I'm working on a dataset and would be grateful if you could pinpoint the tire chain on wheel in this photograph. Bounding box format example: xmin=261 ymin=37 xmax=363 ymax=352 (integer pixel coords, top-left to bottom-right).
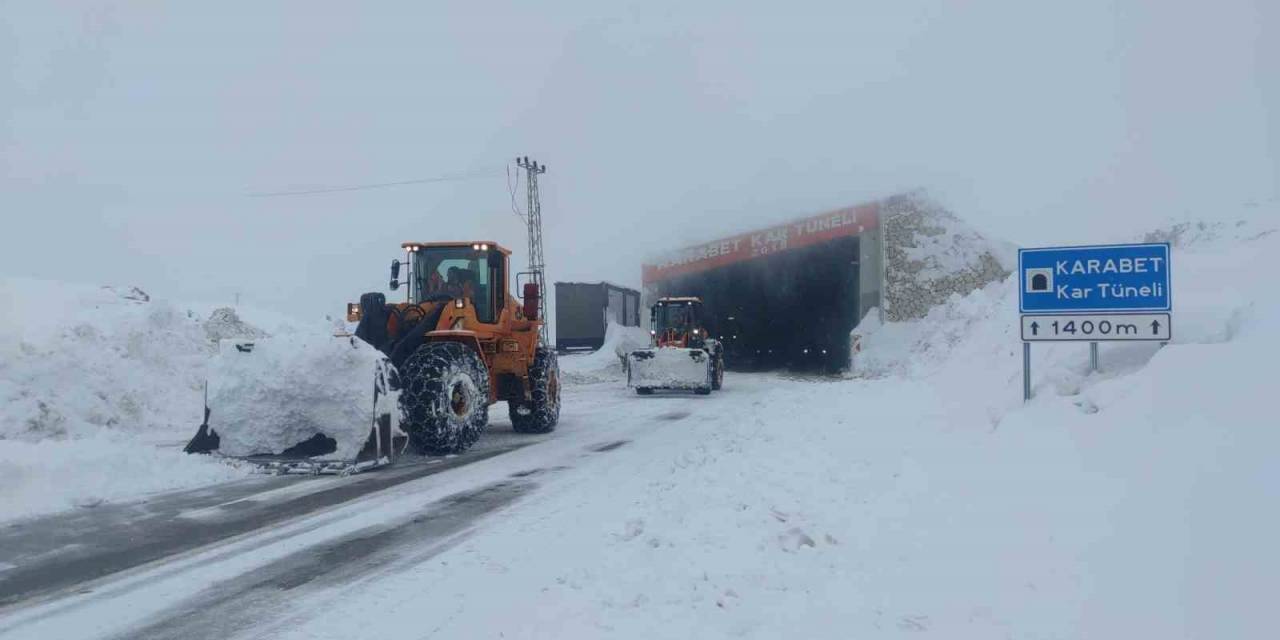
xmin=710 ymin=346 xmax=725 ymax=391
xmin=398 ymin=341 xmax=490 ymax=454
xmin=509 ymin=346 xmax=561 ymax=434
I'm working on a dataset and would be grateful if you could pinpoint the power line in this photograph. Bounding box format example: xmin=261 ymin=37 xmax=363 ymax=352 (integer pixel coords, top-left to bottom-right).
xmin=247 ymin=169 xmax=504 ymax=198
xmin=506 ymin=162 xmax=526 ymax=221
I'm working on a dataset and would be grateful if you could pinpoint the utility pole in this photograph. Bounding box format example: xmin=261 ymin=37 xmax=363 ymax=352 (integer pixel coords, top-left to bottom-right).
xmin=517 ymin=156 xmax=549 ymax=345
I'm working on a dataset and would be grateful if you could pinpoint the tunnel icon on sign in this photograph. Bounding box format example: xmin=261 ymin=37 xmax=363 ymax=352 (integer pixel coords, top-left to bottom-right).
xmin=1025 ymin=268 xmax=1053 ymax=293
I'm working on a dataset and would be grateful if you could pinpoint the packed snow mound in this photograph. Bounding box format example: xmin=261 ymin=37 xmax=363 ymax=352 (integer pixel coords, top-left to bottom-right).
xmin=628 ymin=346 xmax=712 ymax=390
xmin=0 ymin=277 xmax=335 ymax=443
xmin=1 ymin=278 xmax=213 ymax=440
xmin=208 ymin=335 xmax=390 ymax=459
xmin=0 ymin=275 xmax=334 ymax=523
xmin=883 ymin=191 xmax=1015 ymax=321
xmin=559 ymin=322 xmax=652 ymax=384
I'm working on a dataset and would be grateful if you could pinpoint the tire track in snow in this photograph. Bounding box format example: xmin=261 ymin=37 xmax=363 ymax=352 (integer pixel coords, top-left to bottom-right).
xmin=0 ymin=444 xmax=527 ymax=609
xmin=114 ymin=478 xmax=537 ymax=640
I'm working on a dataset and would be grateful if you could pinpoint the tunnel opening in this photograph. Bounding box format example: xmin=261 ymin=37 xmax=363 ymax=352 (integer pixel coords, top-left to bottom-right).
xmin=651 ymin=236 xmax=861 ymax=372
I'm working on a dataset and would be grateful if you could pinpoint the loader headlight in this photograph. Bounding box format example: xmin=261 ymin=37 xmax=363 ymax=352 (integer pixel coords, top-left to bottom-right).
xmin=650 ymin=330 xmax=656 ymax=336
xmin=455 ymin=298 xmax=465 ymax=309
xmin=692 ymin=329 xmax=700 ymax=335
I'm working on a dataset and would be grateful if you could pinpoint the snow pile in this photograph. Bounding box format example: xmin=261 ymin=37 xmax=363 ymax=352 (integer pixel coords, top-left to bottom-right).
xmin=882 ymin=191 xmax=1015 ymax=321
xmin=0 ymin=276 xmax=332 ymax=523
xmin=208 ymin=335 xmax=389 ymax=459
xmin=0 ymin=277 xmax=212 ymax=440
xmin=626 ymin=346 xmax=711 ymax=390
xmin=560 ymin=321 xmax=652 ymax=384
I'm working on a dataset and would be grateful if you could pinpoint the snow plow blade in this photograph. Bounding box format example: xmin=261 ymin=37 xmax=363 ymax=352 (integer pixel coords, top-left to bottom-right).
xmin=185 ymin=337 xmax=406 ymax=475
xmin=627 ymin=347 xmax=712 ymax=393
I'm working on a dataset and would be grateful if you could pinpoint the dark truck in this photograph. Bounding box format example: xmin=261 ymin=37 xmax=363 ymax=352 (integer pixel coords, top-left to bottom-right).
xmin=554 ymin=281 xmax=641 ymax=352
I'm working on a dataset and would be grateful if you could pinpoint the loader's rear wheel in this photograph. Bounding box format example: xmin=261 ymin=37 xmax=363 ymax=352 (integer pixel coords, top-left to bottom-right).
xmin=399 ymin=341 xmax=490 ymax=455
xmin=693 ymin=354 xmax=715 ymax=395
xmin=509 ymin=347 xmax=560 ymax=434
xmin=711 ymin=353 xmax=725 ymax=391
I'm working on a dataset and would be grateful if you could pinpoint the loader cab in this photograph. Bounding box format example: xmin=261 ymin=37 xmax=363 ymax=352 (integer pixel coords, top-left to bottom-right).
xmin=403 ymin=242 xmax=508 ymax=323
xmin=651 ymin=297 xmax=707 ymax=348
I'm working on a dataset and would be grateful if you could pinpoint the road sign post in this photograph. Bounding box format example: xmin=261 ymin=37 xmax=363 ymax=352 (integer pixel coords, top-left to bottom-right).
xmin=1023 ymin=342 xmax=1031 ymax=401
xmin=1018 ymin=243 xmax=1172 ymax=401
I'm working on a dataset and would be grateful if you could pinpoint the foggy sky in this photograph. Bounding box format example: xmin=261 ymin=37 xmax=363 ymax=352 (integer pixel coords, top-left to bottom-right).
xmin=3 ymin=1 xmax=1275 ymax=319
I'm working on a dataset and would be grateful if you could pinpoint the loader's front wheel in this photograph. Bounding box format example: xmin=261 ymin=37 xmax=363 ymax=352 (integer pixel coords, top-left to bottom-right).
xmin=711 ymin=353 xmax=725 ymax=391
xmin=399 ymin=341 xmax=490 ymax=455
xmin=509 ymin=347 xmax=560 ymax=434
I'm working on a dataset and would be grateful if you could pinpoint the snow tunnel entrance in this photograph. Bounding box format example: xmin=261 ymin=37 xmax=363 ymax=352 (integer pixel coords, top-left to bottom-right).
xmin=651 ymin=236 xmax=861 ymax=371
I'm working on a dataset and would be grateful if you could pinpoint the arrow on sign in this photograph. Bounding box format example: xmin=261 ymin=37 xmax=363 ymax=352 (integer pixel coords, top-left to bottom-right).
xmin=1030 ymin=321 xmax=1040 ymax=336
xmin=1151 ymin=319 xmax=1161 ymax=335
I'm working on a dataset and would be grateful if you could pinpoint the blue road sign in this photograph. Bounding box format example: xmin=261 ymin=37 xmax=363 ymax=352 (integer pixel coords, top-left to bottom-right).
xmin=1019 ymin=243 xmax=1171 ymax=313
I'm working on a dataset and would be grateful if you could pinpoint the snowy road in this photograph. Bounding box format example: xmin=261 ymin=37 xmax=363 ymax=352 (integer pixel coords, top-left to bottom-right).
xmin=4 ymin=241 xmax=1278 ymax=640
xmin=0 ymin=441 xmax=525 ymax=608
xmin=0 ymin=378 xmax=722 ymax=640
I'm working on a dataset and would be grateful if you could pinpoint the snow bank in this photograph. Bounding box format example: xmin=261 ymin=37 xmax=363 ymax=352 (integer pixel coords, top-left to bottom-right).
xmin=855 ymin=218 xmax=1274 ymax=400
xmin=0 ymin=276 xmax=332 ymax=523
xmin=208 ymin=335 xmax=388 ymax=459
xmin=0 ymin=278 xmax=212 ymax=441
xmin=560 ymin=321 xmax=652 ymax=384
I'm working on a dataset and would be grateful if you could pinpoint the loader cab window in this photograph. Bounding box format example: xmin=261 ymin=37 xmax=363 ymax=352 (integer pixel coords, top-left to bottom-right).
xmin=654 ymin=302 xmax=698 ymax=332
xmin=414 ymin=247 xmax=497 ymax=323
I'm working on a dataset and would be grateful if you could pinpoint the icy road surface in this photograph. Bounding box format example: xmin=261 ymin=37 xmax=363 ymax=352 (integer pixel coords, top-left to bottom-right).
xmin=0 ymin=379 xmax=719 ymax=639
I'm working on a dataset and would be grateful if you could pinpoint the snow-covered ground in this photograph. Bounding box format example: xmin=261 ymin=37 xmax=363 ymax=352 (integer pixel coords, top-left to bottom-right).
xmin=259 ymin=221 xmax=1274 ymax=638
xmin=2 ymin=217 xmax=1276 ymax=639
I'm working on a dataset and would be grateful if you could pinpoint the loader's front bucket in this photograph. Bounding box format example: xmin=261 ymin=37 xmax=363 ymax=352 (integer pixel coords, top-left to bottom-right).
xmin=185 ymin=337 xmax=406 ymax=475
xmin=627 ymin=347 xmax=712 ymax=392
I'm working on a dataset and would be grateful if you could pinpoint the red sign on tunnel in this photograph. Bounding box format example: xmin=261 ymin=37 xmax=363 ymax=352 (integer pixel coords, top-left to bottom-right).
xmin=641 ymin=201 xmax=880 ymax=285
